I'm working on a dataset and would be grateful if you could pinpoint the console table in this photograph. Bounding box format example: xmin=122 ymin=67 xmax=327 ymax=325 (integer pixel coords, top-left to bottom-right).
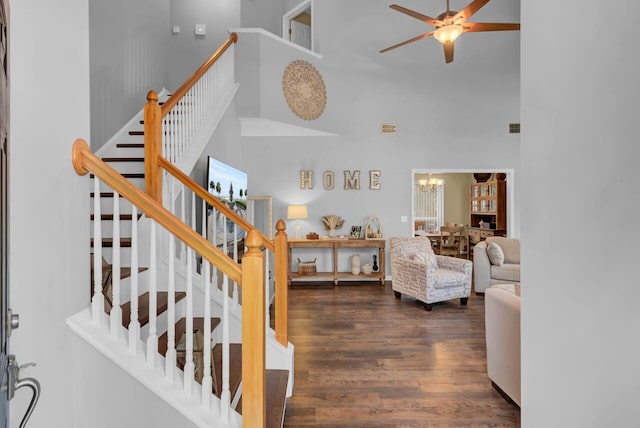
xmin=287 ymin=238 xmax=385 ymax=286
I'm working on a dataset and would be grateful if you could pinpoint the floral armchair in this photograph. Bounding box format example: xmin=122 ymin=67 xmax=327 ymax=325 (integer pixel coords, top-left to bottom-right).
xmin=389 ymin=237 xmax=472 ymax=311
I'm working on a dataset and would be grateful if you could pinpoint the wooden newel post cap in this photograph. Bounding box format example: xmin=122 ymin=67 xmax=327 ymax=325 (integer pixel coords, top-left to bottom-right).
xmin=246 ymin=229 xmax=264 ymax=253
xmin=230 ymin=32 xmax=238 ymax=43
xmin=146 ymin=90 xmax=158 ymax=103
xmin=276 ymin=219 xmax=287 ymax=234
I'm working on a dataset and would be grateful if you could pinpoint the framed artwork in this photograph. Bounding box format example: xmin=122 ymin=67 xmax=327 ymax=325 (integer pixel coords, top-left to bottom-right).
xmin=350 ymin=225 xmax=362 ymax=239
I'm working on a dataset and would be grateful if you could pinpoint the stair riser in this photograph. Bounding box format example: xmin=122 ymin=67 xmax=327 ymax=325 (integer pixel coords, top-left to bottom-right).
xmin=97 ymin=162 xmax=145 ymax=175
xmin=92 ymin=221 xmax=134 ymax=239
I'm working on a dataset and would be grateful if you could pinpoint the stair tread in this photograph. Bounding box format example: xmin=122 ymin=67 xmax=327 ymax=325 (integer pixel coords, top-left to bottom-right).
xmin=235 ymin=369 xmax=289 ymax=427
xmin=121 ymin=291 xmax=187 ymax=328
xmin=90 ymin=192 xmax=125 ymax=198
xmin=90 ymin=213 xmax=143 ymax=221
xmin=266 ymin=369 xmax=289 ymax=428
xmin=116 ymin=143 xmax=144 ymax=148
xmin=101 ymin=157 xmax=145 ymax=162
xmin=157 ymin=317 xmax=222 ymax=357
xmin=213 ymin=343 xmax=243 ymax=401
xmin=129 ymin=130 xmax=144 ymax=136
xmin=90 ymin=173 xmax=144 ymax=179
xmin=91 ymin=238 xmax=132 ymax=248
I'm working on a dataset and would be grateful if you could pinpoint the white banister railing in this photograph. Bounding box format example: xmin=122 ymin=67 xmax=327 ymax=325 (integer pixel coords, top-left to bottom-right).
xmin=160 ymin=43 xmax=235 ymax=167
xmin=92 ymin=178 xmax=104 ymax=325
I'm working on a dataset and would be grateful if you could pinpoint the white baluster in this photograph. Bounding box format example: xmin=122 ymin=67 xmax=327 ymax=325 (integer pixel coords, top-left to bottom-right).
xmin=110 ymin=189 xmax=122 ymax=339
xmin=201 ymin=260 xmax=212 ymax=409
xmin=211 ymin=209 xmax=220 ymax=296
xmin=232 ymin=223 xmax=239 ymax=309
xmin=92 ymin=178 xmax=104 ymax=326
xmin=221 ymin=268 xmax=230 ymax=422
xmin=180 ymin=183 xmax=186 ymax=264
xmin=129 ymin=205 xmax=140 ymax=354
xmin=183 ymin=246 xmax=194 ymax=395
xmin=146 ymin=221 xmax=158 ymax=367
xmin=166 ymin=232 xmax=176 ymax=382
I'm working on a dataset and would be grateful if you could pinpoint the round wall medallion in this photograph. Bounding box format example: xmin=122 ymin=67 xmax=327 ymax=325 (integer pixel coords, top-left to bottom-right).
xmin=282 ymin=60 xmax=327 ymax=121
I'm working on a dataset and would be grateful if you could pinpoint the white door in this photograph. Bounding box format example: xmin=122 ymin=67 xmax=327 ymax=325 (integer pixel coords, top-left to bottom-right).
xmin=291 ymin=21 xmax=311 ymax=50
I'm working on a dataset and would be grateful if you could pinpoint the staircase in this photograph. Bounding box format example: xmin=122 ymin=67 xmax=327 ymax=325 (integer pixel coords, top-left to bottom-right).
xmin=70 ymin=33 xmax=292 ymax=428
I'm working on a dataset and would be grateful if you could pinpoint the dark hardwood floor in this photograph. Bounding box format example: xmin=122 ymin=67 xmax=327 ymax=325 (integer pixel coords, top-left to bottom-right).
xmin=282 ymin=281 xmax=520 ymax=427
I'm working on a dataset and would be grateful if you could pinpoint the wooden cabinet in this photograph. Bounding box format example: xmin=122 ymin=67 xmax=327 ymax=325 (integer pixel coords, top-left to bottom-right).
xmin=468 ymin=227 xmax=507 ymax=245
xmin=469 ymin=179 xmax=507 ymax=231
xmin=288 ymin=239 xmax=385 ymax=286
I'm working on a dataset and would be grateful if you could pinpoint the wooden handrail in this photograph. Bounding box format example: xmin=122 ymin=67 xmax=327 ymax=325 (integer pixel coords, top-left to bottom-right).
xmin=72 ymin=139 xmax=242 ymax=284
xmin=161 ymin=32 xmax=238 ymax=117
xmin=157 ymin=156 xmax=276 ymax=252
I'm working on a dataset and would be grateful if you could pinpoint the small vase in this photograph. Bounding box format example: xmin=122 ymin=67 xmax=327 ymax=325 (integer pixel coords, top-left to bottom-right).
xmin=372 ymin=255 xmax=379 ymax=272
xmin=329 ymin=228 xmax=335 ymax=237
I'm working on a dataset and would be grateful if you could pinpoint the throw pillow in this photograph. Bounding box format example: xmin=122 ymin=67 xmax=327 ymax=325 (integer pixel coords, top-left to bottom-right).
xmin=414 ymin=251 xmax=438 ymax=269
xmin=487 ymin=242 xmax=504 ymax=266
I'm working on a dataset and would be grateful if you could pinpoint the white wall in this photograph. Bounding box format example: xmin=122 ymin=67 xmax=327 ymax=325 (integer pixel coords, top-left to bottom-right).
xmin=169 ymin=0 xmax=241 ymax=90
xmin=72 ymin=336 xmax=198 ymax=428
xmin=235 ymin=21 xmax=521 ymax=268
xmin=89 ymin=0 xmax=171 ymax=150
xmin=241 ymin=0 xmax=286 ymax=37
xmin=9 ymin=0 xmax=90 ymax=425
xmin=521 ymin=0 xmax=640 ymax=426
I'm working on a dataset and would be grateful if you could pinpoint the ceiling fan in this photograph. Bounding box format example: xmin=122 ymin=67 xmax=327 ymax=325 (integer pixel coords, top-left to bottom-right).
xmin=380 ymin=0 xmax=520 ymax=63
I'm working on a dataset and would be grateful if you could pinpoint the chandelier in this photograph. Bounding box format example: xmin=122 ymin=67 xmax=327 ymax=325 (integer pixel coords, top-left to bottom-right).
xmin=418 ymin=174 xmax=444 ymax=192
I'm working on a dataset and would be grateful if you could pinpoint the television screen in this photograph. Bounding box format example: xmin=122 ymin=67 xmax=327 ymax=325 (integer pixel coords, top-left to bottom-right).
xmin=207 ymin=156 xmax=248 ymax=247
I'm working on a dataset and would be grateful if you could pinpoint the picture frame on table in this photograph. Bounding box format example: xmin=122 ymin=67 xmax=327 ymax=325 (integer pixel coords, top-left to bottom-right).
xmin=350 ymin=225 xmax=362 ymax=239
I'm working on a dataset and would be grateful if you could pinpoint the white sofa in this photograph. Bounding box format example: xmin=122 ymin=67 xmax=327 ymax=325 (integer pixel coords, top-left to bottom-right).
xmin=485 ymin=283 xmax=521 ymax=406
xmin=473 ymin=237 xmax=520 ymax=294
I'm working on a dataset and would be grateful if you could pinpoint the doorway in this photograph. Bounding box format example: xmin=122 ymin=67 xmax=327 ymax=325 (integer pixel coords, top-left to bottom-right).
xmin=410 ymin=169 xmax=517 ymax=239
xmin=283 ymin=0 xmax=313 ymax=51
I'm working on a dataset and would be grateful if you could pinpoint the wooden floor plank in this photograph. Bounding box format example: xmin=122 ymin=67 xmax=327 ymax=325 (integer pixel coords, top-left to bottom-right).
xmin=282 ymin=281 xmax=520 ymax=427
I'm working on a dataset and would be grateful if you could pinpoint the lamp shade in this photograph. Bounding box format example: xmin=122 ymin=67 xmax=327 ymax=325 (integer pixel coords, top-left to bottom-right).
xmin=287 ymin=205 xmax=308 ymax=220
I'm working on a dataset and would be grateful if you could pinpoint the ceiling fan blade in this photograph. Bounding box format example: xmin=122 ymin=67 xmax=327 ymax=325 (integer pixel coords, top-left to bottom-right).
xmin=464 ymin=22 xmax=521 ymax=32
xmin=389 ymin=4 xmax=440 ymax=26
xmin=443 ymin=42 xmax=454 ymax=63
xmin=379 ymin=31 xmax=434 ymax=53
xmin=452 ymin=0 xmax=490 ymax=23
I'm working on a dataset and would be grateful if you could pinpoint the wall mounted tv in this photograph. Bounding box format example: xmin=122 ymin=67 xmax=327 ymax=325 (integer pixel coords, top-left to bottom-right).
xmin=207 ymin=156 xmax=248 ymax=247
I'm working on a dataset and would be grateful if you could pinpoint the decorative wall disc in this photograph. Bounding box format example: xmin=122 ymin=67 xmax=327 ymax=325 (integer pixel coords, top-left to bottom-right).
xmin=282 ymin=60 xmax=327 ymax=121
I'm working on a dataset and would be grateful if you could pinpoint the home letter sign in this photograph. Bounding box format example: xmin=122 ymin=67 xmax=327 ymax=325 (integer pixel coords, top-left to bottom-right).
xmin=300 ymin=170 xmax=313 ymax=189
xmin=344 ymin=170 xmax=361 ymax=190
xmin=323 ymin=171 xmax=335 ymax=190
xmin=369 ymin=170 xmax=381 ymax=190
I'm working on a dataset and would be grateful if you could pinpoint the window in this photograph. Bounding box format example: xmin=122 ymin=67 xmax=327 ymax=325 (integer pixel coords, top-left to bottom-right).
xmin=414 ymin=183 xmax=444 ymax=233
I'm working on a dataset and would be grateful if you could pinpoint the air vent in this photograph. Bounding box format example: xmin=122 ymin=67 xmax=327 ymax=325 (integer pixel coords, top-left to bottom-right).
xmin=509 ymin=123 xmax=520 ymax=134
xmin=381 ymin=123 xmax=397 ymax=135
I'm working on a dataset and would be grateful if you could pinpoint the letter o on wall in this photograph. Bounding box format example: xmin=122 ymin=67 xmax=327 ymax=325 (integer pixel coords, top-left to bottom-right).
xmin=323 ymin=171 xmax=335 ymax=190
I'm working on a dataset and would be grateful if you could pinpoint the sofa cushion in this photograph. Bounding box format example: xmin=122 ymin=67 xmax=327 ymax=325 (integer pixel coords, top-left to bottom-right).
xmin=490 ymin=263 xmax=520 ymax=282
xmin=486 ymin=237 xmax=520 ymax=264
xmin=433 ymin=268 xmax=467 ymax=289
xmin=414 ymin=251 xmax=438 ymax=269
xmin=487 ymin=242 xmax=504 ymax=266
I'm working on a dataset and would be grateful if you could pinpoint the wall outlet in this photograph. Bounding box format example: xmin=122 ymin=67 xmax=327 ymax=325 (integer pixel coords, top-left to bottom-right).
xmin=172 ymin=26 xmax=180 ymax=34
xmin=400 ymin=216 xmax=408 ymax=223
xmin=195 ymin=24 xmax=206 ymax=36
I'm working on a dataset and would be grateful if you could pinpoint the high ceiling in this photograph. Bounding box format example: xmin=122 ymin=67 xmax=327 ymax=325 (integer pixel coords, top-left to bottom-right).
xmin=318 ymin=0 xmax=520 ymax=74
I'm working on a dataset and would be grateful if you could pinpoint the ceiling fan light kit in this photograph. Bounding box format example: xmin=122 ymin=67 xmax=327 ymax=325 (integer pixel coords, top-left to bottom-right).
xmin=380 ymin=0 xmax=520 ymax=63
xmin=433 ymin=24 xmax=463 ymax=44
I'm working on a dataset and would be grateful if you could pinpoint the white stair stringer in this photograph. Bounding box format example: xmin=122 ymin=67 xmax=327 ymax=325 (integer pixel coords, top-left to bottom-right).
xmin=67 ymin=308 xmax=243 ymax=428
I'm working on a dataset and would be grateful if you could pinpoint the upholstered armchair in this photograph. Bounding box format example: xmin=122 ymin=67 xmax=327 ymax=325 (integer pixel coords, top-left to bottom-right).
xmin=389 ymin=237 xmax=472 ymax=311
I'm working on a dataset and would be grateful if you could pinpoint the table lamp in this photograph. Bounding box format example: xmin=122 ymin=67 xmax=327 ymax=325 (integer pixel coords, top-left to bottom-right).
xmin=287 ymin=205 xmax=308 ymax=239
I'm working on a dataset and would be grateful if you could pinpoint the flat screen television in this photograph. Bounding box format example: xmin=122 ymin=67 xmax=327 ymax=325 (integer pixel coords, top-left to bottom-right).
xmin=206 ymin=156 xmax=248 ymax=247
